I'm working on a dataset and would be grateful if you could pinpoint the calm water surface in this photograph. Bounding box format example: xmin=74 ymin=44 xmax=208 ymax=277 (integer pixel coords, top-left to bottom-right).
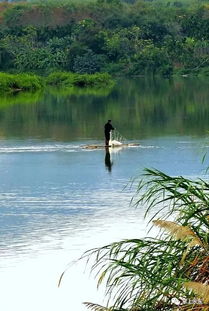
xmin=1 ymin=77 xmax=209 ymax=311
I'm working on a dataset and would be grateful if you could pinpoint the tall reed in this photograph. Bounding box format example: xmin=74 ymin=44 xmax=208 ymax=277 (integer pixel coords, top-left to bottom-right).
xmin=77 ymin=169 xmax=209 ymax=311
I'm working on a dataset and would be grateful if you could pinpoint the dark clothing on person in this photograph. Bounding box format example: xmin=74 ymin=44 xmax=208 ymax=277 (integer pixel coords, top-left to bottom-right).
xmin=104 ymin=121 xmax=114 ymax=146
xmin=104 ymin=122 xmax=114 ymax=138
xmin=105 ymin=132 xmax=111 ymax=141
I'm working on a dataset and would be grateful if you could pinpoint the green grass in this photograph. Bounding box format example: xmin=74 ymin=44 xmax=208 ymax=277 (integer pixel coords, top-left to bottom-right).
xmin=0 ymin=71 xmax=115 ymax=94
xmin=0 ymin=72 xmax=43 ymax=92
xmin=46 ymin=72 xmax=115 ymax=88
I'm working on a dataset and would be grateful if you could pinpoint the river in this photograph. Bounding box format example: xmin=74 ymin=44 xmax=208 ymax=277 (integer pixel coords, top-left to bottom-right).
xmin=0 ymin=77 xmax=209 ymax=311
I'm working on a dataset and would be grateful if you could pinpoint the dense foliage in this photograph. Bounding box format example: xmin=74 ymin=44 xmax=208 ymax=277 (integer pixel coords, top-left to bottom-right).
xmin=1 ymin=0 xmax=209 ymax=76
xmin=46 ymin=71 xmax=114 ymax=87
xmin=0 ymin=72 xmax=43 ymax=91
xmin=0 ymin=71 xmax=113 ymax=92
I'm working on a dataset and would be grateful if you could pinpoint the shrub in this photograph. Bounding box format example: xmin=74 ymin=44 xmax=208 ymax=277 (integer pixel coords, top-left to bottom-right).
xmin=45 ymin=71 xmax=74 ymax=86
xmin=0 ymin=72 xmax=43 ymax=92
xmin=46 ymin=71 xmax=114 ymax=87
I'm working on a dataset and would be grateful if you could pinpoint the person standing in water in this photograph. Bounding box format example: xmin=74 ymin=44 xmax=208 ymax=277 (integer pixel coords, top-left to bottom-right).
xmin=104 ymin=120 xmax=114 ymax=146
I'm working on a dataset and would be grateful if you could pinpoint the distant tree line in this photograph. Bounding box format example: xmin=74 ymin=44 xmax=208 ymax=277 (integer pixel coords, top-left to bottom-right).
xmin=1 ymin=0 xmax=209 ymax=76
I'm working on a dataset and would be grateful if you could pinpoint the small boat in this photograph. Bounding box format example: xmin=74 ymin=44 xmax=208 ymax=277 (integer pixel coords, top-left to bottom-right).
xmin=82 ymin=142 xmax=139 ymax=150
xmin=82 ymin=130 xmax=139 ymax=150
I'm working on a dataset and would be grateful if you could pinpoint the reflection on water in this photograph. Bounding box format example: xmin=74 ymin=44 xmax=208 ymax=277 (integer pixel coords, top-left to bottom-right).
xmin=0 ymin=78 xmax=209 ymax=311
xmin=0 ymin=137 xmax=208 ymax=260
xmin=105 ymin=147 xmax=113 ymax=172
xmin=1 ymin=77 xmax=209 ymax=140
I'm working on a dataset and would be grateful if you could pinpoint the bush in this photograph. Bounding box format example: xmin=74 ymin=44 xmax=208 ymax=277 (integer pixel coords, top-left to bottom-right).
xmin=0 ymin=72 xmax=43 ymax=92
xmin=45 ymin=71 xmax=74 ymax=86
xmin=46 ymin=71 xmax=114 ymax=87
xmin=0 ymin=71 xmax=114 ymax=94
xmin=13 ymin=73 xmax=43 ymax=90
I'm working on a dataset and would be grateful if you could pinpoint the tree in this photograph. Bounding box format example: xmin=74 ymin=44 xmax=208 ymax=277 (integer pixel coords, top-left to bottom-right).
xmin=129 ymin=41 xmax=172 ymax=76
xmin=72 ymin=50 xmax=106 ymax=74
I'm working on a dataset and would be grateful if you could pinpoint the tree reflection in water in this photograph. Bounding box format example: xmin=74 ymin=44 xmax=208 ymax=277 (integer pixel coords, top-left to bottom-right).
xmin=1 ymin=77 xmax=209 ymax=140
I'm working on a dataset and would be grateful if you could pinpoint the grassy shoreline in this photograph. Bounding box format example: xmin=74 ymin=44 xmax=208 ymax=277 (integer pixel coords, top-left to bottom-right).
xmin=0 ymin=72 xmax=114 ymax=93
xmin=0 ymin=73 xmax=43 ymax=92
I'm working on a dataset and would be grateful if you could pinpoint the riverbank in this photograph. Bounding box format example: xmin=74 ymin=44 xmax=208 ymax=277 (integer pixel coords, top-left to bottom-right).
xmin=0 ymin=72 xmax=114 ymax=93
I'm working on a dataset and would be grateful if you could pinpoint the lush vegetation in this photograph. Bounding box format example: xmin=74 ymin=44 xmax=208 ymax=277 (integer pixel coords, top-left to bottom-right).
xmin=46 ymin=72 xmax=114 ymax=87
xmin=80 ymin=168 xmax=209 ymax=311
xmin=0 ymin=71 xmax=114 ymax=92
xmin=0 ymin=72 xmax=43 ymax=91
xmin=1 ymin=0 xmax=209 ymax=76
